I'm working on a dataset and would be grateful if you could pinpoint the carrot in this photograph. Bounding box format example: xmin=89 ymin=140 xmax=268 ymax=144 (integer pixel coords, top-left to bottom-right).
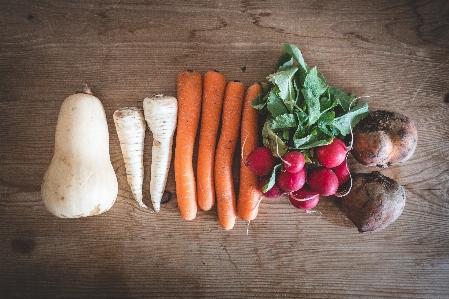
xmin=197 ymin=70 xmax=227 ymax=211
xmin=174 ymin=70 xmax=202 ymax=220
xmin=237 ymin=83 xmax=263 ymax=221
xmin=214 ymin=80 xmax=245 ymax=230
xmin=113 ymin=107 xmax=147 ymax=209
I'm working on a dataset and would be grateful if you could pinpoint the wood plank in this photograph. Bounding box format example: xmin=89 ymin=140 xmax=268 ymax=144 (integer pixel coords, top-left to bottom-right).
xmin=1 ymin=0 xmax=449 ymax=298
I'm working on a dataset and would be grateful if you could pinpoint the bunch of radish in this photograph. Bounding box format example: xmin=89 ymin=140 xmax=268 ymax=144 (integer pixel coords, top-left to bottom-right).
xmin=245 ymin=138 xmax=350 ymax=212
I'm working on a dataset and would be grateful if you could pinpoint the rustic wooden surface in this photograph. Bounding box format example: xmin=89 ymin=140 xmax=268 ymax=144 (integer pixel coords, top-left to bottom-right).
xmin=1 ymin=0 xmax=449 ymax=298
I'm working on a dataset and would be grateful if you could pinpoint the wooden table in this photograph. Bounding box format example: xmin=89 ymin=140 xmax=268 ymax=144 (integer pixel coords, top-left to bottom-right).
xmin=1 ymin=1 xmax=448 ymax=298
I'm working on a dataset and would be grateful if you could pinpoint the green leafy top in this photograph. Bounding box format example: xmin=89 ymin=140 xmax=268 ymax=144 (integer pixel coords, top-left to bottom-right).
xmin=252 ymin=44 xmax=369 ymax=158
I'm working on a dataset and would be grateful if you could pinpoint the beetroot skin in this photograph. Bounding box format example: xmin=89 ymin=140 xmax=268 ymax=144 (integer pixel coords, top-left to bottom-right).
xmin=245 ymin=146 xmax=277 ymax=176
xmin=308 ymin=167 xmax=339 ymax=196
xmin=341 ymin=171 xmax=406 ymax=233
xmin=315 ymin=138 xmax=348 ymax=168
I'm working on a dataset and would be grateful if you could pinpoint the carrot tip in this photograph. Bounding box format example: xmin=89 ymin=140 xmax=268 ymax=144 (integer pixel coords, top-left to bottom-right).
xmin=221 ymin=223 xmax=235 ymax=230
xmin=182 ymin=215 xmax=196 ymax=221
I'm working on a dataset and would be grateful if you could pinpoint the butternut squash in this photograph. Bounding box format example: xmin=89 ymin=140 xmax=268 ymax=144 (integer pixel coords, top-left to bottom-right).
xmin=41 ymin=85 xmax=118 ymax=218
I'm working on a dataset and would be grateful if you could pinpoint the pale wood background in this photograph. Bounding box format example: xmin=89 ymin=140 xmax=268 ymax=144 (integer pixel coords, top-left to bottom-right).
xmin=1 ymin=0 xmax=449 ymax=298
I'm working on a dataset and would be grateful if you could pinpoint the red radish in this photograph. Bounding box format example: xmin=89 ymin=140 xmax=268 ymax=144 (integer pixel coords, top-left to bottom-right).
xmin=245 ymin=146 xmax=277 ymax=176
xmin=289 ymin=186 xmax=320 ymax=211
xmin=283 ymin=151 xmax=305 ymax=173
xmin=308 ymin=167 xmax=339 ymax=196
xmin=290 ymin=185 xmax=319 ymax=201
xmin=277 ymin=168 xmax=306 ymax=192
xmin=289 ymin=196 xmax=320 ymax=211
xmin=259 ymin=176 xmax=284 ymax=198
xmin=315 ymin=138 xmax=348 ymax=168
xmin=332 ymin=160 xmax=350 ymax=186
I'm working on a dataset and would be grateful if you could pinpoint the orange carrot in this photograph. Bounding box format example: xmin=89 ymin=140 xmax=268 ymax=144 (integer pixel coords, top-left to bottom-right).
xmin=237 ymin=83 xmax=263 ymax=221
xmin=197 ymin=70 xmax=227 ymax=211
xmin=214 ymin=80 xmax=245 ymax=230
xmin=175 ymin=70 xmax=202 ymax=220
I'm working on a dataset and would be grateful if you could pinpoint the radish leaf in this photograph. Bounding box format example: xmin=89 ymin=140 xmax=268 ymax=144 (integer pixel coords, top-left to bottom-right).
xmin=263 ymin=164 xmax=281 ymax=193
xmin=331 ymin=103 xmax=369 ymax=135
xmin=257 ymin=44 xmax=369 ymax=158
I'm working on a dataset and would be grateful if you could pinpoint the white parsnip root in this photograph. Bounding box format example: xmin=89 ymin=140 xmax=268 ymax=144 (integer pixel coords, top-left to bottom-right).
xmin=113 ymin=107 xmax=147 ymax=208
xmin=143 ymin=94 xmax=178 ymax=212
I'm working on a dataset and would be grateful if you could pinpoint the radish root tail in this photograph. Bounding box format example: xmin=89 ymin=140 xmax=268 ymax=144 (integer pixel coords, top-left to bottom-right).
xmin=275 ymin=137 xmax=287 ymax=163
xmin=241 ymin=135 xmax=248 ymax=162
xmin=335 ymin=155 xmax=353 ymax=197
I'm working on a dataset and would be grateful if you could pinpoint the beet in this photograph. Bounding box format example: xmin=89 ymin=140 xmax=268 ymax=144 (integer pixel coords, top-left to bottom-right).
xmin=351 ymin=110 xmax=418 ymax=168
xmin=341 ymin=171 xmax=406 ymax=233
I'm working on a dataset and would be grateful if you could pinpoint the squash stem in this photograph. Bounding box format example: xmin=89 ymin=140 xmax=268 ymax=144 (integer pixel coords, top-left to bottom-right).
xmin=77 ymin=84 xmax=94 ymax=95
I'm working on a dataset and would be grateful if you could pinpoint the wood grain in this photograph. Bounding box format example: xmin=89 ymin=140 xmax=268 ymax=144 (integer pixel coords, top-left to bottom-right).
xmin=1 ymin=0 xmax=449 ymax=298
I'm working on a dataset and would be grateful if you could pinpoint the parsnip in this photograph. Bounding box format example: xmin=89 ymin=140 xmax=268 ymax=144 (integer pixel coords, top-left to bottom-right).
xmin=113 ymin=107 xmax=147 ymax=208
xmin=143 ymin=94 xmax=178 ymax=212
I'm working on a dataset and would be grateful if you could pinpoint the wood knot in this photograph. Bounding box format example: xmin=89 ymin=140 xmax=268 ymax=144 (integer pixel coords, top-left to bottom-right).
xmin=11 ymin=238 xmax=35 ymax=254
xmin=444 ymin=93 xmax=449 ymax=104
